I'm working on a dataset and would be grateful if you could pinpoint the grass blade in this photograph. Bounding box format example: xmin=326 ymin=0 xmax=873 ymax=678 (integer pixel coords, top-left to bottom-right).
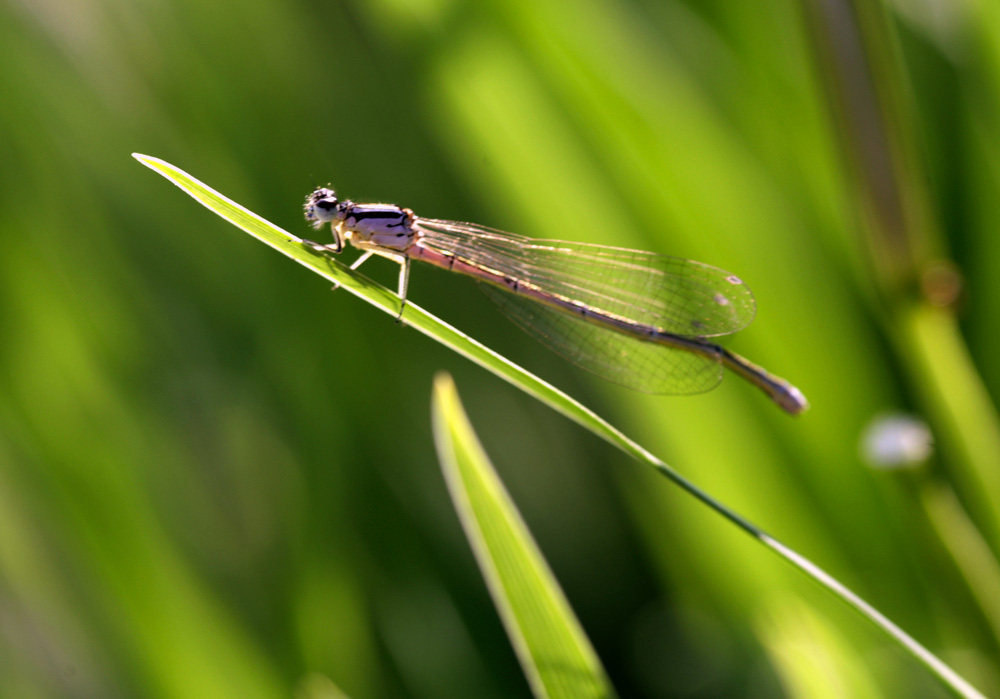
xmin=132 ymin=153 xmax=986 ymax=699
xmin=432 ymin=373 xmax=615 ymax=699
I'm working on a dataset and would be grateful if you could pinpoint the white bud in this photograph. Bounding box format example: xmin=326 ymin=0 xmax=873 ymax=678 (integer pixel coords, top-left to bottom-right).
xmin=860 ymin=414 xmax=933 ymax=469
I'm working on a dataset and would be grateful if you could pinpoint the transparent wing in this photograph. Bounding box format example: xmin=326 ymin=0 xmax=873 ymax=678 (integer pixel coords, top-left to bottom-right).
xmin=479 ymin=283 xmax=723 ymax=394
xmin=416 ymin=219 xmax=756 ymax=337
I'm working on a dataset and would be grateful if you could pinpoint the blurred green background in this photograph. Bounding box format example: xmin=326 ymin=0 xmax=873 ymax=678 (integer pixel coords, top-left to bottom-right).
xmin=2 ymin=0 xmax=1000 ymax=696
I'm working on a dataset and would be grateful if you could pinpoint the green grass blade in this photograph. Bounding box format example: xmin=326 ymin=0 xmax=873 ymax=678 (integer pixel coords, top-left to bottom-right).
xmin=130 ymin=153 xmax=653 ymax=451
xmin=431 ymin=373 xmax=615 ymax=699
xmin=132 ymin=153 xmax=987 ymax=699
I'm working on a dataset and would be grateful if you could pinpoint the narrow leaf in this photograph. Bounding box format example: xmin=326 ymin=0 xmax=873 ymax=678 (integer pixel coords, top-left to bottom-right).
xmin=432 ymin=373 xmax=616 ymax=699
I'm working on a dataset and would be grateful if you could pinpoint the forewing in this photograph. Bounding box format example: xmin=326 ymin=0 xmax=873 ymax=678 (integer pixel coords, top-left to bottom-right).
xmin=416 ymin=220 xmax=756 ymax=338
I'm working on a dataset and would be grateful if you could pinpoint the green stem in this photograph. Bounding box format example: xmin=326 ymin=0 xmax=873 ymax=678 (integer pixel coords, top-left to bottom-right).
xmin=900 ymin=303 xmax=1000 ymax=550
xmin=919 ymin=478 xmax=1000 ymax=648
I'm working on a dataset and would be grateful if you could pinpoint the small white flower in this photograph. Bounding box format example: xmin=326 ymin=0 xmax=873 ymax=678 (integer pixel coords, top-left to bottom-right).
xmin=860 ymin=414 xmax=934 ymax=469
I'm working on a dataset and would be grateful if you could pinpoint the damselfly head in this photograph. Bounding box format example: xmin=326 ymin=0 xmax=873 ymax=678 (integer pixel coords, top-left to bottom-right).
xmin=304 ymin=187 xmax=340 ymax=229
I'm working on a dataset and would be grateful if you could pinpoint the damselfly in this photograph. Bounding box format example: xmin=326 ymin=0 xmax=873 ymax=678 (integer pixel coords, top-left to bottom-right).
xmin=304 ymin=188 xmax=808 ymax=415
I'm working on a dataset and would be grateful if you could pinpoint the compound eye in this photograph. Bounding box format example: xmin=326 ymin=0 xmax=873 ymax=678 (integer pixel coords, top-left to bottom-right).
xmin=305 ymin=187 xmax=339 ymax=223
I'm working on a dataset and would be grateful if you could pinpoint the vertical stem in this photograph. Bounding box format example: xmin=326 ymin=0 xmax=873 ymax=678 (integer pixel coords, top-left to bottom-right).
xmin=801 ymin=0 xmax=1000 ymax=551
xmin=901 ymin=305 xmax=1000 ymax=543
xmin=919 ymin=477 xmax=1000 ymax=649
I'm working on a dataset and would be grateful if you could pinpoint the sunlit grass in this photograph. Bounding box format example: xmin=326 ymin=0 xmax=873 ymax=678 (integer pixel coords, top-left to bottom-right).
xmin=135 ymin=153 xmax=987 ymax=698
